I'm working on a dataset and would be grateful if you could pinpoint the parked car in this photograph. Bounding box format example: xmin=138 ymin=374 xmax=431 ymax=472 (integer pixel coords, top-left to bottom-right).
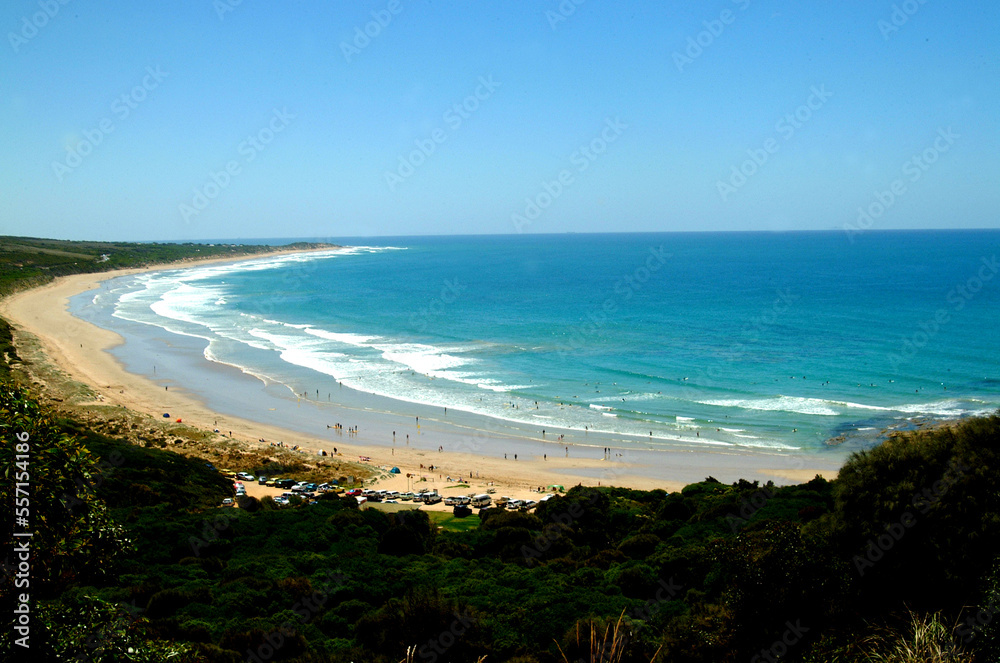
xmin=275 ymin=479 xmax=296 ymax=489
xmin=424 ymin=493 xmax=442 ymax=505
xmin=221 ymin=498 xmax=233 ymax=507
xmin=258 ymin=476 xmax=268 ymax=485
xmin=237 ymin=472 xmax=255 ymax=481
xmin=346 ymin=489 xmax=363 ymax=497
xmin=522 ymin=500 xmax=537 ymax=510
xmin=506 ymin=500 xmax=523 ymax=510
xmin=471 ymin=494 xmax=491 ymax=508
xmin=444 ymin=496 xmax=459 ymax=506
xmin=400 ymin=492 xmax=414 ymax=501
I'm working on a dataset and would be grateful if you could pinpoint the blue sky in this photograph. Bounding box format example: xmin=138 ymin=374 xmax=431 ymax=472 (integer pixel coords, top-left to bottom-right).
xmin=2 ymin=1 xmax=997 ymax=240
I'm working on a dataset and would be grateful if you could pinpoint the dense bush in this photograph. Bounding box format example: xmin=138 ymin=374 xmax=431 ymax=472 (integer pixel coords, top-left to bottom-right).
xmin=3 ymin=380 xmax=998 ymax=662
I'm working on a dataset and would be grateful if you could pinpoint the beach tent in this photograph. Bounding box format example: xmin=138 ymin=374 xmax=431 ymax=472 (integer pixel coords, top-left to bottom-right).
xmin=390 ymin=467 xmax=400 ymax=474
xmin=162 ymin=413 xmax=170 ymax=418
xmin=546 ymin=484 xmax=565 ymax=491
xmin=176 ymin=418 xmax=182 ymax=423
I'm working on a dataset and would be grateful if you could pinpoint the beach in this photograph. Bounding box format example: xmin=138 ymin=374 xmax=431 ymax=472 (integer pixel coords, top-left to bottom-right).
xmin=0 ymin=247 xmax=844 ymax=501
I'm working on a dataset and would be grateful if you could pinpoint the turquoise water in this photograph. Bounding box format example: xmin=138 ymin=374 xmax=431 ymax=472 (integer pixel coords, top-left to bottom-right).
xmin=75 ymin=231 xmax=1000 ymax=454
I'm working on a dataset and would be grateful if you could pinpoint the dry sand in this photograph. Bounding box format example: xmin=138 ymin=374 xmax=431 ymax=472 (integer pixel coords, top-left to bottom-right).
xmin=0 ymin=248 xmax=839 ymax=504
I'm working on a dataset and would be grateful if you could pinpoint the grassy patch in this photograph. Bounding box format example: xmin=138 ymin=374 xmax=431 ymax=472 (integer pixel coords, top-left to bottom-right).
xmin=426 ymin=510 xmax=480 ymax=532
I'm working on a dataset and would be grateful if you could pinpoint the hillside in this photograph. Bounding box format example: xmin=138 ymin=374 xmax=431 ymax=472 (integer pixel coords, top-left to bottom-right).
xmin=0 ymin=236 xmax=336 ymax=296
xmin=2 ymin=377 xmax=998 ymax=662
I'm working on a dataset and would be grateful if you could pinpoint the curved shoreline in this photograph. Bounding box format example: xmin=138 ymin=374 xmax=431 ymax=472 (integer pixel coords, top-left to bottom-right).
xmin=0 ymin=249 xmax=842 ymax=497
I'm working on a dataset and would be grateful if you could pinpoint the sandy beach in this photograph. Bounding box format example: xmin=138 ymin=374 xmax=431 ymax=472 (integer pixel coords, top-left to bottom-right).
xmin=0 ymin=248 xmax=841 ymax=502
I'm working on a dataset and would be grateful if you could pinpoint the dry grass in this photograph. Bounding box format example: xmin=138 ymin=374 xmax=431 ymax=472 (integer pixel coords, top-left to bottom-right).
xmin=556 ymin=610 xmax=661 ymax=663
xmin=398 ymin=646 xmax=486 ymax=663
xmin=863 ymin=610 xmax=970 ymax=663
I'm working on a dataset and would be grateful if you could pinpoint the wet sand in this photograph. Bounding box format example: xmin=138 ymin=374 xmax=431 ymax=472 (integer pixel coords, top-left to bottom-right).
xmin=0 ymin=249 xmax=842 ymax=500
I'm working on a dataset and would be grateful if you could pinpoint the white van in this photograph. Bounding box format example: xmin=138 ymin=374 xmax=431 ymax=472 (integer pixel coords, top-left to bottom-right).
xmin=471 ymin=494 xmax=491 ymax=508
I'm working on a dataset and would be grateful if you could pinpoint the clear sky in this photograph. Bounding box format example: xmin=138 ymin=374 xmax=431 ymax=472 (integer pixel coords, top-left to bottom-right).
xmin=2 ymin=1 xmax=997 ymax=241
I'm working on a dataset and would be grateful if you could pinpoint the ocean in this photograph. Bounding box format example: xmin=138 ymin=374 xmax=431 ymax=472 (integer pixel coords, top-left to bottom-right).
xmin=71 ymin=231 xmax=1000 ymax=457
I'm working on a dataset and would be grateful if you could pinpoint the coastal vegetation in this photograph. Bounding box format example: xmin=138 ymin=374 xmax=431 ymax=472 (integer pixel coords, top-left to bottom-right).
xmin=1 ymin=237 xmax=997 ymax=661
xmin=0 ymin=235 xmax=335 ymax=297
xmin=2 ymin=378 xmax=998 ymax=662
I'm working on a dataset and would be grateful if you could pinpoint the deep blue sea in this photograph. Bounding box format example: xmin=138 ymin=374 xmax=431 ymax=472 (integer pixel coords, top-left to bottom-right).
xmin=75 ymin=231 xmax=1000 ymax=454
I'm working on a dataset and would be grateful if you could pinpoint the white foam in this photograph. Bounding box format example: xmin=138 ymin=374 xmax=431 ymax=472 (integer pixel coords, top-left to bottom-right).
xmin=303 ymin=327 xmax=380 ymax=346
xmin=699 ymin=396 xmax=841 ymax=416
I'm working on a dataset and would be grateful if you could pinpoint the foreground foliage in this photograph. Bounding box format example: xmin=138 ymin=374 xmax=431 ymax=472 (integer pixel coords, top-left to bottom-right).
xmin=1 ymin=380 xmax=998 ymax=662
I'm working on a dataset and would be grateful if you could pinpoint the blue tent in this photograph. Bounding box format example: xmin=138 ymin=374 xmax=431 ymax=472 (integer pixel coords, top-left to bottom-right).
xmin=390 ymin=467 xmax=400 ymax=474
